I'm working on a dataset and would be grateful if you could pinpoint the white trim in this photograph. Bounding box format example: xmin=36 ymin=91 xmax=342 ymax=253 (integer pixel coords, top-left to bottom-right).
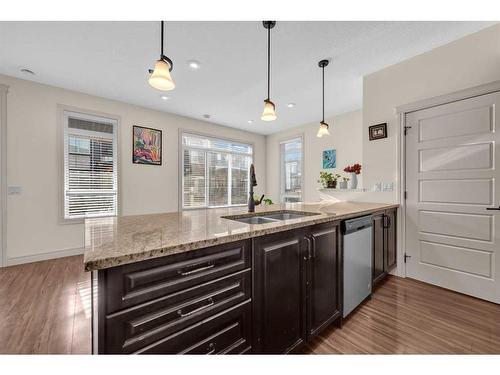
xmin=0 ymin=84 xmax=8 ymax=267
xmin=396 ymin=80 xmax=500 ymax=280
xmin=57 ymin=104 xmax=121 ymax=224
xmin=279 ymin=133 xmax=305 ymax=203
xmin=396 ymin=80 xmax=500 ymax=114
xmin=178 ymin=129 xmax=255 ymax=211
xmin=5 ymin=246 xmax=84 ymax=267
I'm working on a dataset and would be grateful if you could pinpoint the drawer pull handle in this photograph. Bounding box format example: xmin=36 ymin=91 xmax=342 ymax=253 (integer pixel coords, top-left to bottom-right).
xmin=178 ymin=263 xmax=215 ymax=276
xmin=206 ymin=342 xmax=216 ymax=354
xmin=177 ymin=298 xmax=214 ymax=318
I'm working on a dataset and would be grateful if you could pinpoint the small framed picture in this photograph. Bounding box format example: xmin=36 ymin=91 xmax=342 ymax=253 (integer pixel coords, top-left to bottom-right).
xmin=369 ymin=123 xmax=387 ymax=141
xmin=133 ymin=125 xmax=162 ymax=165
xmin=322 ymin=149 xmax=336 ymax=169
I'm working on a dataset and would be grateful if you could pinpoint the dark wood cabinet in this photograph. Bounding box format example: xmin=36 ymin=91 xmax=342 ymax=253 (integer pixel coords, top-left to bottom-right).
xmin=252 ymin=222 xmax=341 ymax=353
xmin=372 ymin=212 xmax=386 ymax=285
xmin=252 ymin=229 xmax=307 ymax=354
xmin=307 ymin=223 xmax=342 ymax=338
xmin=372 ymin=208 xmax=397 ymax=286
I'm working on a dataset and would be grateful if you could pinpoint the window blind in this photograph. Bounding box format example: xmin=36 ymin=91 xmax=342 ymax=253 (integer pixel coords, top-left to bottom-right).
xmin=181 ymin=133 xmax=252 ymax=209
xmin=280 ymin=137 xmax=303 ymax=203
xmin=63 ymin=111 xmax=118 ymax=220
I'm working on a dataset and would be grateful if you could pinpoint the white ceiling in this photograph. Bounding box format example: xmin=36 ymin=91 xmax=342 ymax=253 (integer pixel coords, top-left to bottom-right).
xmin=0 ymin=21 xmax=495 ymax=135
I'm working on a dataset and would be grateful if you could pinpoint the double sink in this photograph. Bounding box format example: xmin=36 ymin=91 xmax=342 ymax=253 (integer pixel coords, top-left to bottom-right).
xmin=222 ymin=210 xmax=321 ymax=225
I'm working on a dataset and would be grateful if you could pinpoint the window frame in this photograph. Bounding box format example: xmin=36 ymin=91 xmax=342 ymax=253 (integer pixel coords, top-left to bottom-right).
xmin=58 ymin=105 xmax=121 ymax=224
xmin=279 ymin=134 xmax=305 ymax=203
xmin=178 ymin=129 xmax=254 ymax=211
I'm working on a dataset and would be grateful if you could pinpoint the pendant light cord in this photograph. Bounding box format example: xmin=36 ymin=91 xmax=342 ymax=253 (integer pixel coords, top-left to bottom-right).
xmin=267 ymin=25 xmax=271 ymax=100
xmin=160 ymin=21 xmax=164 ymax=57
xmin=322 ymin=65 xmax=325 ymax=122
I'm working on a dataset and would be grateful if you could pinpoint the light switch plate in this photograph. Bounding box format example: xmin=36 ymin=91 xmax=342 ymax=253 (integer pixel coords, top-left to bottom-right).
xmin=8 ymin=185 xmax=22 ymax=195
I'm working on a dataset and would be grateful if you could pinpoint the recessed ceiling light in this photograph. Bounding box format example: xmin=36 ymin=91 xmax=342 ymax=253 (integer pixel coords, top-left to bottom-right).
xmin=187 ymin=60 xmax=201 ymax=70
xmin=203 ymin=114 xmax=211 ymax=119
xmin=287 ymin=103 xmax=296 ymax=108
xmin=160 ymin=95 xmax=169 ymax=101
xmin=20 ymin=68 xmax=35 ymax=75
xmin=247 ymin=120 xmax=253 ymax=124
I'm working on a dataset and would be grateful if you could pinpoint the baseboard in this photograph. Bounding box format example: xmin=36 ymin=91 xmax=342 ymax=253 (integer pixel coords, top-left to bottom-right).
xmin=5 ymin=246 xmax=84 ymax=267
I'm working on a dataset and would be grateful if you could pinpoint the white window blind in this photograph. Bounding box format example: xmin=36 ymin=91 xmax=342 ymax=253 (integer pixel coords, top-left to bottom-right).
xmin=63 ymin=111 xmax=118 ymax=220
xmin=182 ymin=133 xmax=252 ymax=209
xmin=280 ymin=137 xmax=303 ymax=203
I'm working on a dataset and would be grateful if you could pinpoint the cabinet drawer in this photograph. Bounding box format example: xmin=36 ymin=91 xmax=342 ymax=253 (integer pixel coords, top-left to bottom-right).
xmin=103 ymin=240 xmax=251 ymax=313
xmin=104 ymin=270 xmax=251 ymax=354
xmin=135 ymin=300 xmax=252 ymax=354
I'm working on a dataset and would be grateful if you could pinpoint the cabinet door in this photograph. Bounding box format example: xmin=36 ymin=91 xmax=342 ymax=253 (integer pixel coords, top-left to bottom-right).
xmin=384 ymin=208 xmax=397 ymax=272
xmin=372 ymin=213 xmax=386 ymax=285
xmin=253 ymin=230 xmax=307 ymax=354
xmin=307 ymin=222 xmax=341 ymax=337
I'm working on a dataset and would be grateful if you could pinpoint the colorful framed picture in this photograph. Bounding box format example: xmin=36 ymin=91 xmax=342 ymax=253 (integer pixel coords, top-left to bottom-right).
xmin=133 ymin=125 xmax=162 ymax=165
xmin=322 ymin=149 xmax=336 ymax=169
xmin=369 ymin=123 xmax=387 ymax=141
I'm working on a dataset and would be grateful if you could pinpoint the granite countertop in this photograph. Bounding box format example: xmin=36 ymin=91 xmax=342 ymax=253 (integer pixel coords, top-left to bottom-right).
xmin=83 ymin=201 xmax=399 ymax=271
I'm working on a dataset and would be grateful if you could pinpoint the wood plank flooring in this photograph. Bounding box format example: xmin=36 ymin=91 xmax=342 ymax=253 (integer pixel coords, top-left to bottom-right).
xmin=0 ymin=255 xmax=499 ymax=354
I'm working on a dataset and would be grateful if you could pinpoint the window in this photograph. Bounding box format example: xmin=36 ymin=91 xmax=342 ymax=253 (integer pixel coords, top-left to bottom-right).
xmin=63 ymin=110 xmax=118 ymax=220
xmin=181 ymin=132 xmax=253 ymax=209
xmin=280 ymin=136 xmax=303 ymax=203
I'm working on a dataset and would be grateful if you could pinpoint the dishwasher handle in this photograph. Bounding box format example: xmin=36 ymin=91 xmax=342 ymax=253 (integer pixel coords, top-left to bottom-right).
xmin=343 ymin=215 xmax=373 ymax=235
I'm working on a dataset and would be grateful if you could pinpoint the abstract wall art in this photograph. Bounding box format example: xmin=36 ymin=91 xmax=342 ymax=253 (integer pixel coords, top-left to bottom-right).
xmin=322 ymin=149 xmax=336 ymax=169
xmin=133 ymin=125 xmax=162 ymax=165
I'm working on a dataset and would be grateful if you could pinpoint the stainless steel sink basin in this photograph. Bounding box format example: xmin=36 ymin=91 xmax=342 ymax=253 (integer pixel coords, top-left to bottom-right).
xmin=230 ymin=216 xmax=280 ymax=225
xmin=222 ymin=210 xmax=320 ymax=225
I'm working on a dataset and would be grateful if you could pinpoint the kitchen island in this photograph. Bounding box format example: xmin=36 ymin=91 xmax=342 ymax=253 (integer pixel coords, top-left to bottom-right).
xmin=85 ymin=201 xmax=398 ymax=354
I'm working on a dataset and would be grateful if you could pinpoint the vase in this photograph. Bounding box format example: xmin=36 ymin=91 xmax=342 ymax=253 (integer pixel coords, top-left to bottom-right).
xmin=349 ymin=173 xmax=358 ymax=189
xmin=339 ymin=181 xmax=347 ymax=189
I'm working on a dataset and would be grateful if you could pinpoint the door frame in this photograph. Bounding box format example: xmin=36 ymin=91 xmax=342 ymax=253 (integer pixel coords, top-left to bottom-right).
xmin=395 ymin=80 xmax=500 ymax=278
xmin=0 ymin=84 xmax=8 ymax=267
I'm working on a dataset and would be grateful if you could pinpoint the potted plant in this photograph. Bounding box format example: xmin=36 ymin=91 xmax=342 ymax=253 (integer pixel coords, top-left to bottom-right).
xmin=318 ymin=172 xmax=341 ymax=189
xmin=343 ymin=164 xmax=362 ymax=189
xmin=339 ymin=176 xmax=349 ymax=189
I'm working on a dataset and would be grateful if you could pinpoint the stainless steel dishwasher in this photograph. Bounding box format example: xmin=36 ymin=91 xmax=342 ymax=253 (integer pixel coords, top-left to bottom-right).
xmin=342 ymin=215 xmax=373 ymax=318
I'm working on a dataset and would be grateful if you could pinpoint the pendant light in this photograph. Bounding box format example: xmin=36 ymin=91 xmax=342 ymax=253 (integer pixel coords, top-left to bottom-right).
xmin=317 ymin=59 xmax=330 ymax=137
xmin=148 ymin=21 xmax=175 ymax=91
xmin=261 ymin=21 xmax=277 ymax=121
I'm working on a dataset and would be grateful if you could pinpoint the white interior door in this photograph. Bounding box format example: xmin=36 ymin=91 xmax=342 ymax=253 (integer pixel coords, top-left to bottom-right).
xmin=405 ymin=91 xmax=500 ymax=304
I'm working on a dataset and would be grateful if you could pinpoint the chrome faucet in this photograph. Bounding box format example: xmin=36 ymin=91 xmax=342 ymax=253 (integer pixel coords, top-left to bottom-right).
xmin=248 ymin=164 xmax=261 ymax=212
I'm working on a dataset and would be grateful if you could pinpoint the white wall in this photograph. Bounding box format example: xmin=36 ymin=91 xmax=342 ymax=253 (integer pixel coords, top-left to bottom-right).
xmin=266 ymin=110 xmax=363 ymax=203
xmin=362 ymin=23 xmax=500 ymax=204
xmin=0 ymin=74 xmax=266 ymax=264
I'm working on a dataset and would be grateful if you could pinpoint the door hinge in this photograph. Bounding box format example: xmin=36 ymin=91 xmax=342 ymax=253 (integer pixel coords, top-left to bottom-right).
xmin=404 ymin=126 xmax=412 ymax=135
xmin=404 ymin=253 xmax=412 ymax=263
xmin=404 ymin=191 xmax=407 ymax=200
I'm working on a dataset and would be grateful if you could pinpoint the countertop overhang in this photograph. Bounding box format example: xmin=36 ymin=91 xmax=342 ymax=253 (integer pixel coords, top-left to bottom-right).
xmin=83 ymin=201 xmax=399 ymax=271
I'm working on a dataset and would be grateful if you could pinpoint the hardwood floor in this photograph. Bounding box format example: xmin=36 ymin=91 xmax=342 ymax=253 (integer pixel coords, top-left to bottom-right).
xmin=305 ymin=276 xmax=500 ymax=354
xmin=0 ymin=255 xmax=91 ymax=354
xmin=0 ymin=255 xmax=499 ymax=354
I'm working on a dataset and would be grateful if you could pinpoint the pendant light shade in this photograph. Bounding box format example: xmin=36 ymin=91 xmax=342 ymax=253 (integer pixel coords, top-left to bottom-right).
xmin=261 ymin=21 xmax=277 ymax=122
xmin=149 ymin=59 xmax=175 ymax=91
xmin=148 ymin=21 xmax=175 ymax=91
xmin=317 ymin=121 xmax=330 ymax=137
xmin=317 ymin=59 xmax=330 ymax=138
xmin=261 ymin=99 xmax=277 ymax=121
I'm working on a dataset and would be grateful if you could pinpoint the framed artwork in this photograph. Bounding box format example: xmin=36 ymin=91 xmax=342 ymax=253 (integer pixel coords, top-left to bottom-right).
xmin=133 ymin=125 xmax=162 ymax=165
xmin=369 ymin=123 xmax=387 ymax=141
xmin=322 ymin=149 xmax=336 ymax=169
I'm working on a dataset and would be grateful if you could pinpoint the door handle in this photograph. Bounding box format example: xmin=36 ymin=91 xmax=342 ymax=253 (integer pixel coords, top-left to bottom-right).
xmin=486 ymin=206 xmax=500 ymax=211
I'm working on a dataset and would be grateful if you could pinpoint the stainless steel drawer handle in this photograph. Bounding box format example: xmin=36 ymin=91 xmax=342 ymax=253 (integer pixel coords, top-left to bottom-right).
xmin=178 ymin=263 xmax=215 ymax=276
xmin=207 ymin=342 xmax=216 ymax=354
xmin=177 ymin=298 xmax=214 ymax=318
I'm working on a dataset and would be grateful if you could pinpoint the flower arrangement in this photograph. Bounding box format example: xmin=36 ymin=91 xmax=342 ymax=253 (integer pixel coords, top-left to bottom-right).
xmin=344 ymin=163 xmax=362 ymax=175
